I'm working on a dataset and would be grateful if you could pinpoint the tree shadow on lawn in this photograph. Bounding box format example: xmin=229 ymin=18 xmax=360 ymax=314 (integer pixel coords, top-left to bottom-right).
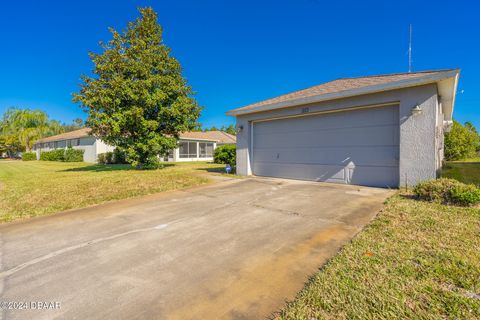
xmin=195 ymin=166 xmax=226 ymax=173
xmin=62 ymin=163 xmax=175 ymax=172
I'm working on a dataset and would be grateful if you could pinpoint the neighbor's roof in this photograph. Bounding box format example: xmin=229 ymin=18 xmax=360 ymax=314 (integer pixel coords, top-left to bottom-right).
xmin=179 ymin=131 xmax=236 ymax=144
xmin=35 ymin=128 xmax=91 ymax=144
xmin=227 ymin=69 xmax=460 ymax=119
xmin=35 ymin=128 xmax=236 ymax=144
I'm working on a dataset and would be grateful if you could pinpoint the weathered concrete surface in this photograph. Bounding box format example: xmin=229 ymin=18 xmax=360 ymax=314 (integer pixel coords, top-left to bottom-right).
xmin=0 ymin=177 xmax=392 ymax=320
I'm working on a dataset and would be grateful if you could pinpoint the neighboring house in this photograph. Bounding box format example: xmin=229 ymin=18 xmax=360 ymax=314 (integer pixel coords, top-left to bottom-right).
xmin=168 ymin=131 xmax=236 ymax=162
xmin=33 ymin=128 xmax=236 ymax=163
xmin=33 ymin=128 xmax=113 ymax=163
xmin=227 ymin=69 xmax=460 ymax=188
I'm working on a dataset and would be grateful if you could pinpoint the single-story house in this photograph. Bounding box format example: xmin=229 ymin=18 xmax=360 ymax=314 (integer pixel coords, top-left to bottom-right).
xmin=33 ymin=128 xmax=112 ymax=163
xmin=227 ymin=69 xmax=460 ymax=188
xmin=33 ymin=128 xmax=236 ymax=163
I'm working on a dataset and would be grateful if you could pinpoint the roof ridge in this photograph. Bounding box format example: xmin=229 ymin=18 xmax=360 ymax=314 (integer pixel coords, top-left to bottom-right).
xmin=335 ymin=68 xmax=458 ymax=80
xmin=233 ymin=68 xmax=459 ymax=111
xmin=219 ymin=131 xmax=233 ymax=138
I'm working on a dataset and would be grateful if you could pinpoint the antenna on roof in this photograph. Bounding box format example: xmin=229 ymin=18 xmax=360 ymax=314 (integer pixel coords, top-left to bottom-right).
xmin=408 ymin=24 xmax=413 ymax=72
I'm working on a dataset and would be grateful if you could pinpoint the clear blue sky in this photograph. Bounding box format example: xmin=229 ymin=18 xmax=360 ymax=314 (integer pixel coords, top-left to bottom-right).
xmin=0 ymin=0 xmax=478 ymax=129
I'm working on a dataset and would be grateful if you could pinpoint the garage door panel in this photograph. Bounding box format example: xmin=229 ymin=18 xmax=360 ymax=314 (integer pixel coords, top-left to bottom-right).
xmin=253 ymin=162 xmax=397 ymax=187
xmin=253 ymin=146 xmax=399 ymax=167
xmin=253 ymin=106 xmax=399 ymax=135
xmin=254 ymin=125 xmax=399 ymax=148
xmin=252 ymin=105 xmax=400 ymax=187
xmin=348 ymin=166 xmax=398 ymax=187
xmin=254 ymin=163 xmax=346 ymax=183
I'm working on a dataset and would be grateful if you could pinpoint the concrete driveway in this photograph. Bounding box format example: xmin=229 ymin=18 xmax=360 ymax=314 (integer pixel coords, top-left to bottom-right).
xmin=0 ymin=177 xmax=391 ymax=320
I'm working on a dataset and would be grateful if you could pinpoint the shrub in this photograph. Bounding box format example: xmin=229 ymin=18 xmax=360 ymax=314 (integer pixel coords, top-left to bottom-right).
xmin=97 ymin=153 xmax=106 ymax=164
xmin=214 ymin=144 xmax=236 ymax=166
xmin=22 ymin=152 xmax=36 ymax=161
xmin=113 ymin=148 xmax=128 ymax=164
xmin=40 ymin=148 xmax=84 ymax=162
xmin=21 ymin=152 xmax=36 ymax=161
xmin=40 ymin=149 xmax=65 ymax=161
xmin=136 ymin=156 xmax=162 ymax=170
xmin=413 ymin=178 xmax=480 ymax=206
xmin=450 ymin=184 xmax=480 ymax=206
xmin=97 ymin=149 xmax=128 ymax=164
xmin=105 ymin=152 xmax=114 ymax=164
xmin=64 ymin=148 xmax=84 ymax=162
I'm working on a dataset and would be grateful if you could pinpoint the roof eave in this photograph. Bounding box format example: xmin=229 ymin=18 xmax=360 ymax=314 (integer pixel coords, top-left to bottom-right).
xmin=35 ymin=134 xmax=90 ymax=144
xmin=179 ymin=137 xmax=218 ymax=142
xmin=226 ymin=69 xmax=460 ymax=117
xmin=441 ymin=72 xmax=459 ymax=121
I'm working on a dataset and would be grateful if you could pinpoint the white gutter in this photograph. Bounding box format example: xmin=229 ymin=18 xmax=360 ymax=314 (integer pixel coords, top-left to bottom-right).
xmin=227 ymin=69 xmax=460 ymax=116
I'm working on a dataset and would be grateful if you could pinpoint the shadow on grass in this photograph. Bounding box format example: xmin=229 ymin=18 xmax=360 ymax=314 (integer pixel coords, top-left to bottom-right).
xmin=448 ymin=162 xmax=480 ymax=165
xmin=399 ymin=193 xmax=418 ymax=201
xmin=195 ymin=166 xmax=226 ymax=173
xmin=62 ymin=163 xmax=175 ymax=172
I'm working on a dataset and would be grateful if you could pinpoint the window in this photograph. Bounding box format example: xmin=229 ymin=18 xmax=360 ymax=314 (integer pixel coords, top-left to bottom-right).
xmin=67 ymin=140 xmax=72 ymax=147
xmin=179 ymin=141 xmax=198 ymax=158
xmin=199 ymin=142 xmax=214 ymax=158
xmin=76 ymin=139 xmax=80 ymax=146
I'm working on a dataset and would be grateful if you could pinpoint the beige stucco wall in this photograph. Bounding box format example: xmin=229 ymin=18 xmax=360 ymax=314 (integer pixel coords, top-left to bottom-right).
xmin=235 ymin=84 xmax=439 ymax=188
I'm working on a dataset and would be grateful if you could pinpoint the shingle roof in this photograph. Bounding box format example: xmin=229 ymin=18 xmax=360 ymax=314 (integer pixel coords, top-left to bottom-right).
xmin=35 ymin=128 xmax=236 ymax=144
xmin=228 ymin=69 xmax=458 ymax=114
xmin=35 ymin=128 xmax=91 ymax=143
xmin=179 ymin=131 xmax=236 ymax=144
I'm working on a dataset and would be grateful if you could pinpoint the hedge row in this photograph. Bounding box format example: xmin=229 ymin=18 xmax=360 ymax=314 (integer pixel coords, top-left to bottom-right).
xmin=40 ymin=148 xmax=84 ymax=162
xmin=22 ymin=152 xmax=36 ymax=161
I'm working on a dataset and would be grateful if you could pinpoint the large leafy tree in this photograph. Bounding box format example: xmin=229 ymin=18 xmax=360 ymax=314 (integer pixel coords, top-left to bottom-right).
xmin=444 ymin=120 xmax=480 ymax=161
xmin=0 ymin=107 xmax=63 ymax=153
xmin=73 ymin=7 xmax=201 ymax=168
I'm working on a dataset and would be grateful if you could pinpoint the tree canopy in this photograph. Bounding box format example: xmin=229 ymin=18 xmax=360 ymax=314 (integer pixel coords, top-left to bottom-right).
xmin=73 ymin=7 xmax=201 ymax=168
xmin=0 ymin=107 xmax=64 ymax=154
xmin=444 ymin=120 xmax=480 ymax=161
xmin=196 ymin=124 xmax=236 ymax=135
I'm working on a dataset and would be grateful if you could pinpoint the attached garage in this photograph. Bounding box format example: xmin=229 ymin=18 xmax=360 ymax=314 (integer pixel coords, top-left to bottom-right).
xmin=228 ymin=69 xmax=460 ymax=188
xmin=252 ymin=105 xmax=399 ymax=187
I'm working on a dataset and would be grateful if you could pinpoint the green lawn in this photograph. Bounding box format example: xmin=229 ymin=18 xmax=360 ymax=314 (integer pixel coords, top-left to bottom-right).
xmin=0 ymin=160 xmax=226 ymax=223
xmin=277 ymin=160 xmax=480 ymax=319
xmin=443 ymin=158 xmax=480 ymax=186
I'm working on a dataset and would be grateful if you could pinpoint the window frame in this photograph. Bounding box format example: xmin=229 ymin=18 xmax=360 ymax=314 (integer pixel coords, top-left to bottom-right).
xmin=199 ymin=142 xmax=214 ymax=158
xmin=179 ymin=141 xmax=198 ymax=158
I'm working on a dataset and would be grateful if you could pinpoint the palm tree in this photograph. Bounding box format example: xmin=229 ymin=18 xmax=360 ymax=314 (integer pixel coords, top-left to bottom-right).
xmin=0 ymin=108 xmax=64 ymax=152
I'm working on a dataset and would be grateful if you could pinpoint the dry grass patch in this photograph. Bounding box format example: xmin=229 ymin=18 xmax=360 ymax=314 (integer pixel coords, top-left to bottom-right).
xmin=276 ymin=194 xmax=480 ymax=319
xmin=0 ymin=161 xmax=225 ymax=222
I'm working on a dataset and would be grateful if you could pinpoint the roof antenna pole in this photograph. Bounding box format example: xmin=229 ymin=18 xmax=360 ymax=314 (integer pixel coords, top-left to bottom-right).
xmin=408 ymin=24 xmax=412 ymax=72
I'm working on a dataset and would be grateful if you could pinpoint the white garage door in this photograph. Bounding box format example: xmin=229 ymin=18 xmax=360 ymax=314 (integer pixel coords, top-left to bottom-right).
xmin=252 ymin=105 xmax=400 ymax=187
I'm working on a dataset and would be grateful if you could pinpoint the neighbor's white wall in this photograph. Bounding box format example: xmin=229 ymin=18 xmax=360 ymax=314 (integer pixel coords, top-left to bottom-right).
xmin=235 ymin=84 xmax=439 ymax=187
xmin=95 ymin=140 xmax=115 ymax=162
xmin=33 ymin=137 xmax=98 ymax=162
xmin=74 ymin=137 xmax=97 ymax=163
